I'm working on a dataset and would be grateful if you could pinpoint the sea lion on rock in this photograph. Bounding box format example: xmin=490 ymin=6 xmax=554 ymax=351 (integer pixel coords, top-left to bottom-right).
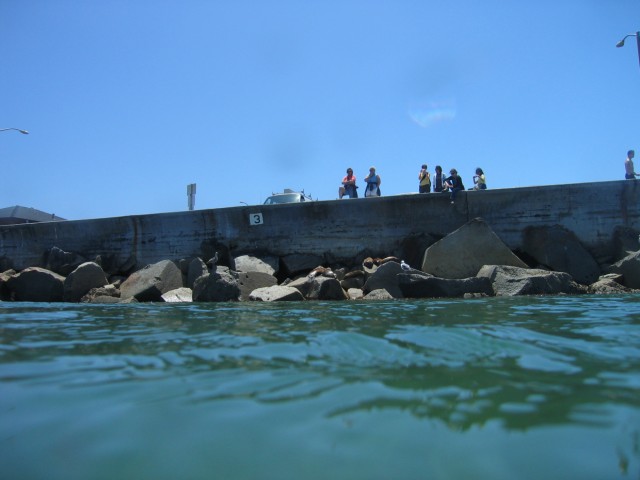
xmin=307 ymin=266 xmax=336 ymax=279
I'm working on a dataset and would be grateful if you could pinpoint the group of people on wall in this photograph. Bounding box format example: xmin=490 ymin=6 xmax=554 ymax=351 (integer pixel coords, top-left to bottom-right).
xmin=339 ymin=165 xmax=486 ymax=204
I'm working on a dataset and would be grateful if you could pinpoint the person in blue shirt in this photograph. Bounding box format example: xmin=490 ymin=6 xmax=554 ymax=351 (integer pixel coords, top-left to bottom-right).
xmin=364 ymin=167 xmax=381 ymax=197
xmin=444 ymin=168 xmax=465 ymax=204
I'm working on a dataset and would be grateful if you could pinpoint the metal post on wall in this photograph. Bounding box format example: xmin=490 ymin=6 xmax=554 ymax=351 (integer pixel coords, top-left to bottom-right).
xmin=187 ymin=183 xmax=196 ymax=211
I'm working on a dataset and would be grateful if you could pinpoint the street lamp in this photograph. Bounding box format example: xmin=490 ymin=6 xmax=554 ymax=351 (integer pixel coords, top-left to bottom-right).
xmin=0 ymin=128 xmax=29 ymax=135
xmin=616 ymin=31 xmax=640 ymax=68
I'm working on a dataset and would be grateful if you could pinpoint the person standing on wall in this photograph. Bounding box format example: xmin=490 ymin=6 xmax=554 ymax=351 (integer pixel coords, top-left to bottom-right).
xmin=418 ymin=164 xmax=431 ymax=193
xmin=364 ymin=167 xmax=381 ymax=197
xmin=625 ymin=150 xmax=638 ymax=179
xmin=433 ymin=165 xmax=446 ymax=193
xmin=339 ymin=168 xmax=358 ymax=198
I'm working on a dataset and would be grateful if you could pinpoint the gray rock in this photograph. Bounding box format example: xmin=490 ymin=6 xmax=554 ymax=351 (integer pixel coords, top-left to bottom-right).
xmin=607 ymin=251 xmax=640 ymax=289
xmin=0 ymin=269 xmax=15 ymax=301
xmin=340 ymin=270 xmax=365 ymax=290
xmin=6 ymin=267 xmax=65 ymax=302
xmin=81 ymin=284 xmax=121 ymax=303
xmin=85 ymin=295 xmax=122 ymax=304
xmin=347 ymin=288 xmax=364 ymax=300
xmin=237 ymin=271 xmax=278 ymax=301
xmin=521 ymin=225 xmax=601 ymax=284
xmin=233 ymin=254 xmax=278 ymax=276
xmin=422 ymin=218 xmax=528 ymax=279
xmin=611 ymin=226 xmax=640 ymax=262
xmin=161 ymin=287 xmax=193 ymax=302
xmin=398 ymin=272 xmax=494 ymax=298
xmin=187 ymin=257 xmax=208 ymax=288
xmin=249 ymin=285 xmax=305 ymax=302
xmin=63 ymin=262 xmax=109 ymax=302
xmin=192 ymin=269 xmax=240 ymax=302
xmin=588 ymin=278 xmax=636 ymax=294
xmin=363 ymin=261 xmax=405 ymax=298
xmin=477 ymin=265 xmax=584 ymax=296
xmin=120 ymin=260 xmax=183 ymax=301
xmin=288 ymin=274 xmax=348 ymax=300
xmin=363 ymin=288 xmax=394 ymax=300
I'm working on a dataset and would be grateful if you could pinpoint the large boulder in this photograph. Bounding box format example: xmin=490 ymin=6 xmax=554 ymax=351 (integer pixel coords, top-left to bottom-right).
xmin=63 ymin=262 xmax=109 ymax=302
xmin=607 ymin=251 xmax=640 ymax=289
xmin=233 ymin=254 xmax=279 ymax=276
xmin=249 ymin=285 xmax=305 ymax=302
xmin=120 ymin=260 xmax=183 ymax=301
xmin=588 ymin=276 xmax=636 ymax=294
xmin=611 ymin=226 xmax=640 ymax=262
xmin=81 ymin=284 xmax=121 ymax=303
xmin=187 ymin=257 xmax=208 ymax=288
xmin=398 ymin=272 xmax=493 ymax=298
xmin=237 ymin=271 xmax=278 ymax=301
xmin=477 ymin=265 xmax=584 ymax=296
xmin=422 ymin=218 xmax=528 ymax=279
xmin=362 ymin=261 xmax=406 ymax=298
xmin=521 ymin=225 xmax=601 ymax=284
xmin=288 ymin=273 xmax=348 ymax=300
xmin=7 ymin=267 xmax=65 ymax=302
xmin=192 ymin=268 xmax=240 ymax=302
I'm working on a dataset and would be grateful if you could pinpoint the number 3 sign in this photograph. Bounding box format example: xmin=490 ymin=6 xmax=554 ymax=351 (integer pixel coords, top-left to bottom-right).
xmin=249 ymin=213 xmax=264 ymax=226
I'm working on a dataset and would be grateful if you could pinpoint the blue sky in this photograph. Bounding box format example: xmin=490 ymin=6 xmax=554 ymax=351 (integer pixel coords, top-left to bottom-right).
xmin=1 ymin=1 xmax=639 ymax=220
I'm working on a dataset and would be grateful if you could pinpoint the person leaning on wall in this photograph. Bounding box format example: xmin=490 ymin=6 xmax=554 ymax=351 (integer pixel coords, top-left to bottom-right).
xmin=364 ymin=166 xmax=381 ymax=197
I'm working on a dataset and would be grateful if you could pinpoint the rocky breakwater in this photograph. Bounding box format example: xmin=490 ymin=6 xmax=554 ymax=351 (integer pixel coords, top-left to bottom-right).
xmin=1 ymin=218 xmax=639 ymax=304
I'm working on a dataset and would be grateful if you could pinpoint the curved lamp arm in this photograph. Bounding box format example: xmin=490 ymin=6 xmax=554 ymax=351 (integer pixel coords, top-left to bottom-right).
xmin=0 ymin=128 xmax=29 ymax=134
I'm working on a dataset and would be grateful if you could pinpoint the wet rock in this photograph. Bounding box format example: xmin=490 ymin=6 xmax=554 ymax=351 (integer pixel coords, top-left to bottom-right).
xmin=363 ymin=261 xmax=405 ymax=298
xmin=398 ymin=272 xmax=494 ymax=298
xmin=363 ymin=288 xmax=394 ymax=300
xmin=81 ymin=284 xmax=121 ymax=303
xmin=477 ymin=265 xmax=584 ymax=296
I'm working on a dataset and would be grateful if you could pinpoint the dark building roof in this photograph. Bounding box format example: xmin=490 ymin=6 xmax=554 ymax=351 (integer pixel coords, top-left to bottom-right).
xmin=0 ymin=206 xmax=66 ymax=225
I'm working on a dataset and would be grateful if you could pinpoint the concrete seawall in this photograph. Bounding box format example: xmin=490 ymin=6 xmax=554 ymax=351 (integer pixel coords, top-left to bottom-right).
xmin=1 ymin=180 xmax=639 ymax=272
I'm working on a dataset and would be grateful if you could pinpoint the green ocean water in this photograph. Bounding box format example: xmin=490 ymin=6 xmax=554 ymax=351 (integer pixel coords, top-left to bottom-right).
xmin=1 ymin=295 xmax=639 ymax=479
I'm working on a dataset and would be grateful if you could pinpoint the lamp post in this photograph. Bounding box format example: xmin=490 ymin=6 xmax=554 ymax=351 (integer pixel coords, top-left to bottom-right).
xmin=616 ymin=31 xmax=640 ymax=69
xmin=0 ymin=128 xmax=29 ymax=135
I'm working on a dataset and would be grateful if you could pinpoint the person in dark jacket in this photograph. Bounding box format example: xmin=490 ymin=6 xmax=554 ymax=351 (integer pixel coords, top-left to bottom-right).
xmin=444 ymin=168 xmax=465 ymax=204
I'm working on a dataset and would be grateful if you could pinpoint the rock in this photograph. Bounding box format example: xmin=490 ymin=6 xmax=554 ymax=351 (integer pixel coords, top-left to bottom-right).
xmin=6 ymin=267 xmax=65 ymax=302
xmin=0 ymin=269 xmax=15 ymax=301
xmin=161 ymin=287 xmax=193 ymax=302
xmin=237 ymin=271 xmax=278 ymax=301
xmin=588 ymin=278 xmax=636 ymax=294
xmin=521 ymin=225 xmax=601 ymax=284
xmin=233 ymin=254 xmax=279 ymax=276
xmin=187 ymin=257 xmax=208 ymax=288
xmin=611 ymin=226 xmax=640 ymax=262
xmin=281 ymin=253 xmax=325 ymax=278
xmin=45 ymin=246 xmax=88 ymax=276
xmin=63 ymin=262 xmax=109 ymax=302
xmin=477 ymin=265 xmax=584 ymax=296
xmin=607 ymin=251 xmax=640 ymax=289
xmin=81 ymin=284 xmax=121 ymax=303
xmin=398 ymin=272 xmax=494 ymax=298
xmin=192 ymin=268 xmax=240 ymax=302
xmin=347 ymin=288 xmax=364 ymax=300
xmin=249 ymin=285 xmax=305 ymax=302
xmin=120 ymin=260 xmax=183 ymax=301
xmin=422 ymin=218 xmax=528 ymax=279
xmin=363 ymin=288 xmax=394 ymax=300
xmin=85 ymin=295 xmax=122 ymax=304
xmin=363 ymin=261 xmax=405 ymax=298
xmin=340 ymin=270 xmax=365 ymax=290
xmin=308 ymin=276 xmax=348 ymax=300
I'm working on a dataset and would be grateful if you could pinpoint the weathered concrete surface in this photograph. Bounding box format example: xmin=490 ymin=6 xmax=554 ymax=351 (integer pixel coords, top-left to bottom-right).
xmin=0 ymin=181 xmax=638 ymax=272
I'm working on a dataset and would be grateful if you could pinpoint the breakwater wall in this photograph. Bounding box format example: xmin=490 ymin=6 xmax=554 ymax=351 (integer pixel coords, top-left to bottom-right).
xmin=1 ymin=180 xmax=639 ymax=272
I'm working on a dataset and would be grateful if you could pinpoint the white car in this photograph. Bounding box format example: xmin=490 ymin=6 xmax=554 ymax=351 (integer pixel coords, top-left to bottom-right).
xmin=263 ymin=189 xmax=314 ymax=205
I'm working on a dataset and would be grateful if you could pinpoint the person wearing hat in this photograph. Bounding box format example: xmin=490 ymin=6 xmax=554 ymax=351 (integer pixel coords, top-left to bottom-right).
xmin=364 ymin=166 xmax=381 ymax=197
xmin=339 ymin=168 xmax=358 ymax=198
xmin=444 ymin=168 xmax=465 ymax=204
xmin=418 ymin=164 xmax=431 ymax=193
